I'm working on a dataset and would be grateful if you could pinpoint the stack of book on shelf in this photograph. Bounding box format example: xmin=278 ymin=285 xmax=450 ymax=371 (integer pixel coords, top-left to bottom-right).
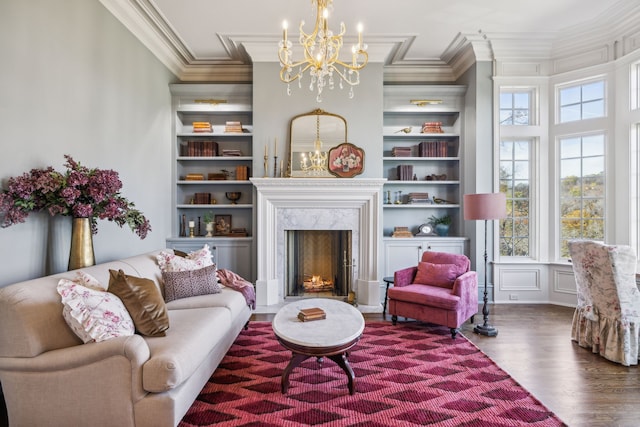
xmin=185 ymin=173 xmax=204 ymax=181
xmin=392 ymin=146 xmax=412 ymax=157
xmin=418 ymin=141 xmax=449 ymax=157
xmin=221 ymin=149 xmax=242 ymax=157
xmin=193 ymin=192 xmax=211 ymax=204
xmin=297 ymin=307 xmax=326 ymax=322
xmin=408 ymin=192 xmax=430 ymax=204
xmin=192 ymin=122 xmax=212 ymax=133
xmin=396 ymin=164 xmax=414 ymax=181
xmin=224 ymin=121 xmax=243 ymax=133
xmin=421 ymin=122 xmax=444 ymax=133
xmin=228 ymin=228 xmax=248 ymax=237
xmin=235 ymin=165 xmax=250 ymax=180
xmin=208 ymin=172 xmax=227 ymax=180
xmin=392 ymin=226 xmax=414 ymax=238
xmin=182 ymin=140 xmax=218 ymax=157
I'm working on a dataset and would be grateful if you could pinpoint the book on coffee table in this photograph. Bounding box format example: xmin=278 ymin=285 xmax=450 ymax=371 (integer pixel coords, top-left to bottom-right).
xmin=298 ymin=307 xmax=326 ymax=322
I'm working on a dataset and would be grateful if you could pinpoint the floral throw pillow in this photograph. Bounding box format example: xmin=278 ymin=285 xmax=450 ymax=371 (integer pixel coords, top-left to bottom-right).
xmin=57 ymin=272 xmax=135 ymax=343
xmin=156 ymin=244 xmax=214 ymax=272
xmin=161 ymin=264 xmax=222 ymax=302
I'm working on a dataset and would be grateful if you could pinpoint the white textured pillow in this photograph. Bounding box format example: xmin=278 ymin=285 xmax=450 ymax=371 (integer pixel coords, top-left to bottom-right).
xmin=57 ymin=272 xmax=135 ymax=343
xmin=156 ymin=244 xmax=214 ymax=272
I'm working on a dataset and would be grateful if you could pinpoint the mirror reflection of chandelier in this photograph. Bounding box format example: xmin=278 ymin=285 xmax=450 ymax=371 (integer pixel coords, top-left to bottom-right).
xmin=300 ymin=115 xmax=328 ymax=175
xmin=278 ymin=0 xmax=368 ymax=102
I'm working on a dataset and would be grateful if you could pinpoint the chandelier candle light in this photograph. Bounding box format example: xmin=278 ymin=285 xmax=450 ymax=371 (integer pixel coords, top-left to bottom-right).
xmin=463 ymin=193 xmax=507 ymax=337
xmin=278 ymin=0 xmax=368 ymax=102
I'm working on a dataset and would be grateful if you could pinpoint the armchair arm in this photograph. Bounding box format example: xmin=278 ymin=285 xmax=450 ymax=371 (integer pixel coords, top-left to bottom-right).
xmin=394 ymin=266 xmax=418 ymax=288
xmin=0 ymin=334 xmax=151 ymax=424
xmin=452 ymin=271 xmax=478 ymax=307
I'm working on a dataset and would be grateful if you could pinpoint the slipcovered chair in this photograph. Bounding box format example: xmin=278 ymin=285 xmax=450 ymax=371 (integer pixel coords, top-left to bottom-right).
xmin=568 ymin=240 xmax=640 ymax=366
xmin=388 ymin=251 xmax=478 ymax=338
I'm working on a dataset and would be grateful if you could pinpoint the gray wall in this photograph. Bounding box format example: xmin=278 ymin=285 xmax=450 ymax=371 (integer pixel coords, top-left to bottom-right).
xmin=252 ymin=62 xmax=384 ymax=178
xmin=0 ymin=0 xmax=175 ymax=286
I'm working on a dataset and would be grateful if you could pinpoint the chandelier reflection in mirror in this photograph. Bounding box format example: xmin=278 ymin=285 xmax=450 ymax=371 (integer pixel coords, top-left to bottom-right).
xmin=278 ymin=0 xmax=368 ymax=102
xmin=300 ymin=115 xmax=328 ymax=175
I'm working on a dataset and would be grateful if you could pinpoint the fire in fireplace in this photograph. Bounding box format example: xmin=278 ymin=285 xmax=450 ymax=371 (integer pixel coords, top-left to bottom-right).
xmin=285 ymin=230 xmax=352 ymax=298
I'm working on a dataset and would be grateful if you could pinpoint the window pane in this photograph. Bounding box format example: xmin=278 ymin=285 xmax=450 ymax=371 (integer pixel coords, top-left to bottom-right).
xmin=560 ymin=105 xmax=581 ymax=122
xmin=513 ymin=181 xmax=529 ymax=198
xmin=561 ymin=158 xmax=581 ymax=179
xmin=500 ymin=141 xmax=513 ymax=157
xmin=561 ymin=138 xmax=581 ymax=158
xmin=560 ymin=86 xmax=581 ymax=105
xmin=560 ymin=198 xmax=581 ymax=216
xmin=582 ymin=100 xmax=604 ymax=119
xmin=583 ymin=198 xmax=604 ymax=217
xmin=513 ymin=109 xmax=529 ymax=125
xmin=582 ymin=134 xmax=604 ymax=156
xmin=514 ymin=93 xmax=529 ymax=108
xmin=584 ymin=219 xmax=605 ymax=239
xmin=582 ymin=156 xmax=604 ymax=177
xmin=582 ymin=81 xmax=604 ymax=102
xmin=513 ymin=161 xmax=529 ymax=179
xmin=500 ymin=110 xmax=513 ymax=125
xmin=513 ymin=200 xmax=529 ymax=217
xmin=513 ymin=238 xmax=529 ymax=256
xmin=513 ymin=141 xmax=529 ymax=160
xmin=500 ymin=180 xmax=513 ymax=197
xmin=561 ymin=219 xmax=583 ymax=238
xmin=500 ymin=93 xmax=512 ymax=108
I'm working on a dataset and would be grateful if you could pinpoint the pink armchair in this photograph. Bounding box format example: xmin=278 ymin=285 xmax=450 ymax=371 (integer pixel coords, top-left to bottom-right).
xmin=388 ymin=251 xmax=478 ymax=338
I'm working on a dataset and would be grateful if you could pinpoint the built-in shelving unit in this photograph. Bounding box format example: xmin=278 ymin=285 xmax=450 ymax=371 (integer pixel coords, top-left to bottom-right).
xmin=167 ymin=84 xmax=254 ymax=280
xmin=382 ymin=85 xmax=468 ymax=275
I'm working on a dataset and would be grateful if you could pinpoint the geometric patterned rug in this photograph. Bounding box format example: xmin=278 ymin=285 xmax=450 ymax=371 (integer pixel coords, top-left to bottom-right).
xmin=180 ymin=322 xmax=566 ymax=426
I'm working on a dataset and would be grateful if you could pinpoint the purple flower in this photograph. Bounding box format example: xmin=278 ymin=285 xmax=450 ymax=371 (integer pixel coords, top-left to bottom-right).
xmin=0 ymin=155 xmax=151 ymax=239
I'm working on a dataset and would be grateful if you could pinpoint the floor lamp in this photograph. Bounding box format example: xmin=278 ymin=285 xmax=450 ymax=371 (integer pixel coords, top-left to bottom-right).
xmin=463 ymin=193 xmax=507 ymax=337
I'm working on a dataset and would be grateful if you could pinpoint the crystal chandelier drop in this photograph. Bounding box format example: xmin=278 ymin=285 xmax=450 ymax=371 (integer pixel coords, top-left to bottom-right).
xmin=300 ymin=115 xmax=328 ymax=174
xmin=278 ymin=0 xmax=368 ymax=102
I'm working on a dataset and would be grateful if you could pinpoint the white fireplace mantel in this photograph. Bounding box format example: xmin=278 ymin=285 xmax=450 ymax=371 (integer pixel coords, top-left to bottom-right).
xmin=251 ymin=178 xmax=386 ymax=311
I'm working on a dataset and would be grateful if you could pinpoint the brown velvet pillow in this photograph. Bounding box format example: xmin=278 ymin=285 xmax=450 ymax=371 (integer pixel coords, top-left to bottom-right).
xmin=108 ymin=269 xmax=170 ymax=337
xmin=161 ymin=264 xmax=221 ymax=303
xmin=413 ymin=262 xmax=459 ymax=288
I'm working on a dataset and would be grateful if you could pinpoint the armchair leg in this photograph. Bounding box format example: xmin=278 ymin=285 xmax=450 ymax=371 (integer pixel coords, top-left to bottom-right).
xmin=469 ymin=315 xmax=475 ymax=324
xmin=392 ymin=315 xmax=398 ymax=325
xmin=450 ymin=328 xmax=458 ymax=339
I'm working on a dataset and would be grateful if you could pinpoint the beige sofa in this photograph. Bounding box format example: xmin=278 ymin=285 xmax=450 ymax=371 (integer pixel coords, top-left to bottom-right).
xmin=0 ymin=249 xmax=252 ymax=427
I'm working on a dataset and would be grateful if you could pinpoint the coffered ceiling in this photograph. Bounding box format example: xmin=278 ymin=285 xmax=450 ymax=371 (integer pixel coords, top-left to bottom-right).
xmin=100 ymin=0 xmax=639 ymax=82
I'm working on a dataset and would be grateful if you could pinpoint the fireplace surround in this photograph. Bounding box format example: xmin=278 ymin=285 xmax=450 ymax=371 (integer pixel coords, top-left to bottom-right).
xmin=251 ymin=178 xmax=386 ymax=311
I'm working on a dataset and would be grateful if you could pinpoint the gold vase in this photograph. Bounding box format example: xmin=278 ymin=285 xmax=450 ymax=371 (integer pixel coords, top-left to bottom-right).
xmin=68 ymin=217 xmax=95 ymax=271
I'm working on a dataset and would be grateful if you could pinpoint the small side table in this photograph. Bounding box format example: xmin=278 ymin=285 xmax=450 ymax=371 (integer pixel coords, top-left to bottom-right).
xmin=382 ymin=276 xmax=394 ymax=318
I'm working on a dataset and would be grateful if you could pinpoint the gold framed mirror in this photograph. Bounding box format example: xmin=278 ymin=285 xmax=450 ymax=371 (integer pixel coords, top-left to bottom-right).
xmin=288 ymin=109 xmax=347 ymax=177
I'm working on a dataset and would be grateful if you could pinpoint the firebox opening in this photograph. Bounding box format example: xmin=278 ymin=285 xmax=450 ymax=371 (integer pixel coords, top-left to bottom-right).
xmin=285 ymin=230 xmax=352 ymax=298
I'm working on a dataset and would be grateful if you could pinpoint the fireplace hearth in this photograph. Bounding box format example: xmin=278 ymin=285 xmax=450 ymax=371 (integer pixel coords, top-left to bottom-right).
xmin=251 ymin=178 xmax=385 ymax=312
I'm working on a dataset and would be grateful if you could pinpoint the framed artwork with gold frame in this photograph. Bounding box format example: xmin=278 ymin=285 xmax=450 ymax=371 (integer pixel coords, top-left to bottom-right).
xmin=328 ymin=142 xmax=365 ymax=178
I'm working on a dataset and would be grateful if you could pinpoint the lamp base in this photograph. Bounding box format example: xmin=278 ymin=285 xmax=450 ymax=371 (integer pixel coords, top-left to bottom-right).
xmin=474 ymin=324 xmax=498 ymax=337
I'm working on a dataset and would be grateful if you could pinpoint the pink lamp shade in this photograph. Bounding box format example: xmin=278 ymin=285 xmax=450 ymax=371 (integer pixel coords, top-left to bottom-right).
xmin=463 ymin=193 xmax=507 ymax=220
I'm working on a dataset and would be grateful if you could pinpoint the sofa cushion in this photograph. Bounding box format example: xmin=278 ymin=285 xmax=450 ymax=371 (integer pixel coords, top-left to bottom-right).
xmin=57 ymin=273 xmax=135 ymax=343
xmin=414 ymin=262 xmax=459 ymax=288
xmin=161 ymin=264 xmax=221 ymax=302
xmin=156 ymin=245 xmax=213 ymax=272
xmin=142 ymin=307 xmax=231 ymax=392
xmin=388 ymin=283 xmax=460 ymax=311
xmin=108 ymin=269 xmax=170 ymax=337
xmin=166 ymin=287 xmax=248 ymax=318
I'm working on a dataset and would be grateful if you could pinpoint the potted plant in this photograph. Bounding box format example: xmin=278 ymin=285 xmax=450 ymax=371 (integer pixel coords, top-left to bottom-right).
xmin=203 ymin=211 xmax=215 ymax=237
xmin=429 ymin=214 xmax=451 ymax=236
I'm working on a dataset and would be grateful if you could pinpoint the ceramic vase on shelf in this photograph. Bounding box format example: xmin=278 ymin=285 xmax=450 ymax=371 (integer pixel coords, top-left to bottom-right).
xmin=435 ymin=224 xmax=450 ymax=237
xmin=205 ymin=222 xmax=214 ymax=237
xmin=68 ymin=217 xmax=95 ymax=271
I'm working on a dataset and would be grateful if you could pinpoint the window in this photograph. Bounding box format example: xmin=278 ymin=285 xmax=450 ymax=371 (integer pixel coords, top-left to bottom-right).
xmin=500 ymin=90 xmax=532 ymax=125
xmin=559 ymin=134 xmax=605 ymax=258
xmin=558 ymin=80 xmax=605 ymax=123
xmin=499 ymin=140 xmax=531 ymax=256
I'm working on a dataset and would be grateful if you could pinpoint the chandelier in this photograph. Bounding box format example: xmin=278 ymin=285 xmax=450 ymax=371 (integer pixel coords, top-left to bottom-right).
xmin=300 ymin=115 xmax=328 ymax=174
xmin=278 ymin=0 xmax=368 ymax=102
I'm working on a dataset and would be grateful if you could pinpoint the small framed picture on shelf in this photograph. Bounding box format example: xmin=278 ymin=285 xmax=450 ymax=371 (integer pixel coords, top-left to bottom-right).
xmin=214 ymin=215 xmax=231 ymax=235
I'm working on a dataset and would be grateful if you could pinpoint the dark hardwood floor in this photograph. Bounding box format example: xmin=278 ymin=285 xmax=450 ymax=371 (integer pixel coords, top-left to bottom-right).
xmin=254 ymin=304 xmax=640 ymax=427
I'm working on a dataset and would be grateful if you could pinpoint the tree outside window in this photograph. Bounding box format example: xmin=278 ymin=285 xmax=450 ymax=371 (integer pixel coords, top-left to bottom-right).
xmin=559 ymin=134 xmax=605 ymax=258
xmin=499 ymin=140 xmax=531 ymax=256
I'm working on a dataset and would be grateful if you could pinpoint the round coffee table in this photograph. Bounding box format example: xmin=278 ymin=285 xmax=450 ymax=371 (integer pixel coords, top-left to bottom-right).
xmin=272 ymin=298 xmax=365 ymax=395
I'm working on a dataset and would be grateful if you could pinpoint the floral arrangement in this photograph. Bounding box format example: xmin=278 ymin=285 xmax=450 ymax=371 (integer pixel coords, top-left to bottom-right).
xmin=0 ymin=155 xmax=151 ymax=238
xmin=332 ymin=146 xmax=362 ymax=172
